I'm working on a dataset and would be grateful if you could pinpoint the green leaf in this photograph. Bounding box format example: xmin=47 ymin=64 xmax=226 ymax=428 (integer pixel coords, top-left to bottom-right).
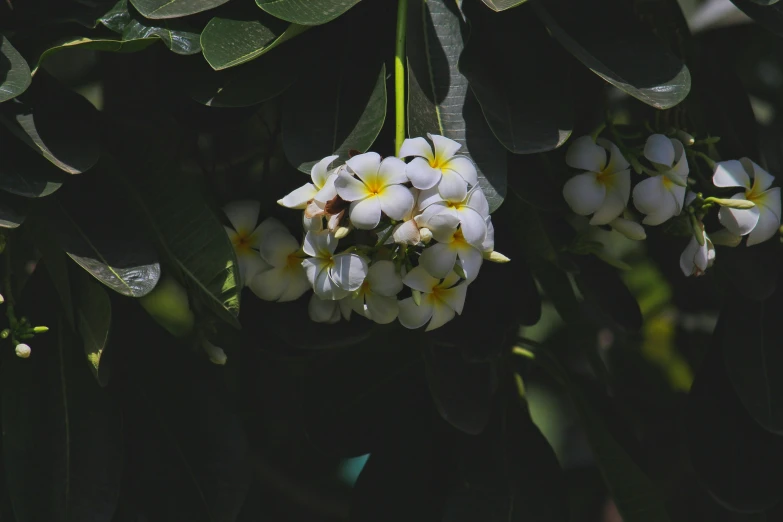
xmin=480 ymin=0 xmax=527 ymax=11
xmin=407 ymin=0 xmax=507 ymax=212
xmin=201 ymin=7 xmax=307 ymax=70
xmin=0 ymin=36 xmax=32 ymax=103
xmin=32 ymin=37 xmax=158 ymax=75
xmin=75 ymin=270 xmax=113 ymax=387
xmin=460 ymin=2 xmax=572 ymax=154
xmin=129 ymin=0 xmax=229 ymax=19
xmin=532 ymin=0 xmax=691 ymax=109
xmin=282 ymin=59 xmax=386 ymax=173
xmin=98 ymin=0 xmax=202 ymax=54
xmin=0 ymin=74 xmax=101 ymax=175
xmin=574 ymin=255 xmax=642 ymax=333
xmin=256 ymin=0 xmax=361 ymax=25
xmin=731 ymin=0 xmax=783 ymax=36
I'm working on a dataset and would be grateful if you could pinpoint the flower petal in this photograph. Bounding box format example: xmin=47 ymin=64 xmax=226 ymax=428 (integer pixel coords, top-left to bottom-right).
xmin=712 ymin=159 xmax=749 ymax=189
xmin=644 ymin=134 xmax=675 ymax=167
xmin=399 ymin=137 xmax=435 ymax=161
xmin=338 ymin=298 xmax=353 ymax=320
xmin=403 ymin=266 xmax=439 ymax=293
xmin=440 ymin=271 xmax=462 ymax=289
xmin=309 ymin=294 xmax=340 ymax=323
xmin=745 ymin=158 xmax=776 ymax=193
xmin=466 ymin=186 xmax=490 ymax=217
xmin=420 ymin=243 xmax=458 ymax=279
xmin=239 ymin=252 xmax=271 ymax=287
xmin=259 ymin=229 xmax=299 ymax=267
xmin=747 ymin=188 xmax=781 ymax=246
xmin=314 ymin=265 xmax=348 ymax=300
xmin=718 ymin=205 xmax=760 ymax=237
xmin=392 ymin=220 xmax=421 ymax=245
xmin=367 ymin=260 xmax=403 ymax=296
xmin=669 ymin=139 xmax=689 ymax=180
xmin=379 ymin=156 xmax=408 ymax=186
xmin=430 ymin=134 xmax=462 ymax=162
xmin=311 ymin=155 xmax=340 ymax=188
xmin=437 ymin=281 xmax=467 ymax=314
xmin=443 ymin=156 xmax=478 ymax=186
xmin=334 ymin=171 xmax=370 ymax=202
xmin=633 ymin=176 xmax=672 ymax=225
xmin=255 ymin=217 xmax=290 ymax=243
xmin=223 ymin=200 xmax=260 ymax=235
xmin=250 ymin=267 xmax=287 ymax=301
xmin=417 ymin=186 xmax=446 ymax=210
xmin=456 ymin=245 xmax=483 ymax=282
xmin=346 ymin=152 xmax=382 ymax=185
xmin=377 ymin=184 xmax=415 ymax=220
xmin=457 ymin=207 xmax=488 ymax=247
xmin=426 ymin=300 xmax=456 ymax=331
xmin=590 ymin=169 xmax=630 ymax=225
xmin=679 ymin=237 xmax=700 ymax=276
xmin=313 ymin=174 xmax=338 ymax=203
xmin=596 ymin=138 xmax=630 ymax=172
xmin=406 ymin=157 xmax=442 ymax=190
xmin=398 ymin=296 xmax=434 ymax=329
xmin=278 ymin=267 xmax=310 ymax=302
xmin=437 ymin=170 xmax=468 ymax=202
xmin=565 ymin=135 xmax=606 ymax=172
xmin=481 ymin=217 xmax=495 ymax=251
xmin=303 ymin=230 xmax=337 ymax=257
xmin=365 ymin=293 xmax=399 ymax=324
xmin=348 ymin=196 xmax=382 ymax=230
xmin=563 ymin=172 xmax=606 ymax=216
xmin=609 ymin=217 xmax=646 ymax=240
xmin=418 ymin=205 xmax=460 ymax=243
xmin=302 ymin=257 xmax=328 ymax=286
xmin=277 ymin=184 xmax=318 ymax=209
xmin=330 ymin=253 xmax=368 ymax=291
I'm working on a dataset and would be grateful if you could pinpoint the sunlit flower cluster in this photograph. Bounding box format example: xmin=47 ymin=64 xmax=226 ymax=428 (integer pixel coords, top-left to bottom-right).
xmin=562 ymin=133 xmax=781 ymax=278
xmin=223 ymin=135 xmax=509 ymax=331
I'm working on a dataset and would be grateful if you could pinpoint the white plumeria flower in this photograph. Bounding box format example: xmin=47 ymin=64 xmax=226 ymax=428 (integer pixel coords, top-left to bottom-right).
xmin=222 ymin=200 xmax=271 ymax=286
xmin=308 ymin=294 xmax=352 ymax=323
xmin=712 ymin=158 xmax=782 ymax=246
xmin=632 ymin=134 xmax=689 ymax=225
xmin=301 ymin=231 xmax=368 ymax=300
xmin=398 ymin=267 xmax=467 ymax=332
xmin=680 ymin=222 xmax=715 ymax=277
xmin=202 ymin=339 xmax=227 ymax=365
xmin=419 ymin=225 xmax=483 ymax=282
xmin=399 ymin=134 xmax=478 ymax=202
xmin=278 ymin=155 xmax=341 ymax=210
xmin=562 ymin=136 xmax=631 ymax=225
xmin=391 ymin=188 xmax=425 ymax=245
xmin=417 ymin=185 xmax=489 ymax=247
xmin=334 ymin=152 xmax=414 ymax=230
xmin=249 ymin=218 xmax=309 ymax=302
xmin=351 ymin=260 xmax=403 ymax=324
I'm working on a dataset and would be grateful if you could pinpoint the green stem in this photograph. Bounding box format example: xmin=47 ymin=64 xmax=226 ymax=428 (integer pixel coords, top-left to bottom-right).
xmin=394 ymin=0 xmax=408 ymax=156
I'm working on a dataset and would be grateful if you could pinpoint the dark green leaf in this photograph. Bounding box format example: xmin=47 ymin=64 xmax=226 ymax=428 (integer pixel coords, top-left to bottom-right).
xmin=717 ymin=237 xmax=779 ymax=301
xmin=98 ymin=0 xmax=202 ymax=54
xmin=574 ymin=255 xmax=642 ymax=333
xmin=531 ymin=259 xmax=580 ymax=323
xmin=0 ymin=192 xmax=27 ymax=229
xmin=129 ymin=0 xmax=229 ymax=19
xmin=256 ymin=0 xmax=361 ymax=25
xmin=75 ymin=270 xmax=113 ymax=387
xmin=407 ymin=0 xmax=507 ymax=211
xmin=282 ymin=58 xmax=386 ymax=173
xmin=34 ymin=38 xmax=157 ymax=76
xmin=460 ymin=2 xmax=572 ymax=153
xmin=732 ymin=0 xmax=783 ymax=32
xmin=480 ymin=0 xmax=527 ymax=11
xmin=201 ymin=7 xmax=307 ymax=70
xmin=0 ymin=36 xmax=32 ymax=103
xmin=532 ymin=0 xmax=691 ymax=109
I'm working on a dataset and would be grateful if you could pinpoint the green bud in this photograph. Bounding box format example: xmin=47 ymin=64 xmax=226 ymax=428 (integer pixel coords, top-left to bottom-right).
xmin=33 ymin=326 xmax=49 ymax=333
xmin=18 ymin=333 xmax=34 ymax=340
xmin=412 ymin=289 xmax=422 ymax=307
xmin=705 ymin=197 xmax=755 ymax=210
xmin=0 ymin=329 xmax=9 ymax=339
xmin=674 ymin=130 xmax=695 ymax=146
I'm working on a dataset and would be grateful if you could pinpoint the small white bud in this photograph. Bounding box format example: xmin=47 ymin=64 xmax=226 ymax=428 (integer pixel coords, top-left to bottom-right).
xmin=419 ymin=228 xmax=433 ymax=244
xmin=483 ymin=250 xmax=511 ymax=263
xmin=709 ymin=197 xmax=755 ymax=210
xmin=201 ymin=339 xmax=227 ymax=365
xmin=334 ymin=226 xmax=351 ymax=239
xmin=15 ymin=344 xmax=31 ymax=359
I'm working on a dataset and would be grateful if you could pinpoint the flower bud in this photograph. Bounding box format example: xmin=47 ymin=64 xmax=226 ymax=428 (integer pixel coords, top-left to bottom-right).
xmin=33 ymin=326 xmax=49 ymax=333
xmin=419 ymin=228 xmax=433 ymax=244
xmin=334 ymin=226 xmax=351 ymax=239
xmin=412 ymin=289 xmax=422 ymax=307
xmin=0 ymin=293 xmax=4 ymax=304
xmin=483 ymin=250 xmax=511 ymax=263
xmin=15 ymin=343 xmax=31 ymax=359
xmin=0 ymin=329 xmax=9 ymax=339
xmin=201 ymin=339 xmax=227 ymax=365
xmin=708 ymin=197 xmax=755 ymax=210
xmin=674 ymin=130 xmax=695 ymax=146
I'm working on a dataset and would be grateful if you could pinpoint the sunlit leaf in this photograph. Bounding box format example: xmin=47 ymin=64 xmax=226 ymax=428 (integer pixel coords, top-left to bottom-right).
xmin=32 ymin=37 xmax=158 ymax=75
xmin=480 ymin=0 xmax=527 ymax=11
xmin=256 ymin=0 xmax=361 ymax=25
xmin=130 ymin=0 xmax=229 ymax=19
xmin=0 ymin=36 xmax=31 ymax=103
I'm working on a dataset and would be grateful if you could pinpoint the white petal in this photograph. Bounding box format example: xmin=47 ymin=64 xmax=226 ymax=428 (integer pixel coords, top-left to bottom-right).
xmin=398 ymin=296 xmax=434 ymax=329
xmin=443 ymin=156 xmax=478 ymax=186
xmin=457 ymin=207 xmax=488 ymax=247
xmin=747 ymin=190 xmax=781 ymax=246
xmin=259 ymin=230 xmax=298 ymax=267
xmin=365 ymin=293 xmax=399 ymax=324
xmin=466 ymin=186 xmax=490 ymax=217
xmin=250 ymin=267 xmax=287 ymax=301
xmin=417 ymin=204 xmax=460 ymax=242
xmin=399 ymin=137 xmax=435 ymax=161
xmin=239 ymin=253 xmax=271 ymax=287
xmin=346 ymin=152 xmax=382 ymax=184
xmin=334 ymin=171 xmax=370 ymax=202
xmin=760 ymin=186 xmax=782 ymax=223
xmin=406 ymin=157 xmax=441 ymax=190
xmin=440 ymin=271 xmax=462 ymax=289
xmin=367 ymin=260 xmax=403 ymax=296
xmin=670 ymin=139 xmax=689 ymax=179
xmin=309 ymin=294 xmax=338 ymax=323
xmin=745 ymin=158 xmax=776 ymax=193
xmin=457 ymin=245 xmax=483 ymax=282
xmin=679 ymin=237 xmax=700 ymax=276
xmin=596 ymin=138 xmax=630 ymax=172
xmin=330 ymin=253 xmax=368 ymax=291
xmin=303 ymin=230 xmax=337 ymax=257
xmin=313 ymin=174 xmax=338 ymax=203
xmin=417 ymin=186 xmax=446 ymax=210
xmin=437 ymin=170 xmax=468 ymax=202
xmin=378 ymin=156 xmax=408 ymax=186
xmin=718 ymin=205 xmax=760 ymax=237
xmin=590 ymin=169 xmax=630 ymax=225
xmin=565 ymin=135 xmax=606 ymax=172
xmin=314 ymin=265 xmax=348 ymax=300
xmin=425 ymin=300 xmax=456 ymax=332
xmin=420 ymin=243 xmax=458 ymax=279
xmin=481 ymin=217 xmax=495 ymax=251
xmin=644 ymin=134 xmax=675 ymax=167
xmin=671 ymin=184 xmax=687 ymax=215
xmin=223 ymin=200 xmax=260 ymax=235
xmin=563 ymin=172 xmax=606 ymax=216
xmin=632 ymin=176 xmax=678 ymax=225
xmin=338 ymin=297 xmax=353 ymax=320
xmin=403 ymin=266 xmax=439 ymax=293
xmin=255 ymin=217 xmax=290 ymax=243
xmin=392 ymin=220 xmax=421 ymax=245
xmin=712 ymin=160 xmax=748 ymax=189
xmin=302 ymin=257 xmax=328 ymax=287
xmin=348 ymin=196 xmax=382 ymax=230
xmin=311 ymin=155 xmax=340 ymax=188
xmin=277 ymin=267 xmax=310 ymax=302
xmin=609 ymin=217 xmax=646 ymax=240
xmin=437 ymin=281 xmax=467 ymax=314
xmin=430 ymin=134 xmax=462 ymax=162
xmin=693 ymin=236 xmax=710 ymax=272
xmin=277 ymin=184 xmax=318 ymax=209
xmin=377 ymin=184 xmax=415 ymax=221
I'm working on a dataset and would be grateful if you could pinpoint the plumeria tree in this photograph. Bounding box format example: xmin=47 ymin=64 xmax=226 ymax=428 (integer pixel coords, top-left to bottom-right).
xmin=1 ymin=0 xmax=783 ymax=520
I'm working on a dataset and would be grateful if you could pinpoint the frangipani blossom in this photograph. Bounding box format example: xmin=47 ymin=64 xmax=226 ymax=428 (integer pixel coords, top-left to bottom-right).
xmin=680 ymin=222 xmax=715 ymax=277
xmin=278 ymin=155 xmax=341 ymax=210
xmin=335 ymin=152 xmax=414 ymax=230
xmin=420 ymin=226 xmax=483 ymax=282
xmin=223 ymin=200 xmax=271 ymax=286
xmin=632 ymin=134 xmax=689 ymax=225
xmin=301 ymin=231 xmax=368 ymax=300
xmin=399 ymin=134 xmax=478 ymax=201
xmin=713 ymin=158 xmax=782 ymax=246
xmin=249 ymin=218 xmax=309 ymax=302
xmin=308 ymin=294 xmax=352 ymax=323
xmin=562 ymin=136 xmax=631 ymax=225
xmin=417 ymin=185 xmax=489 ymax=247
xmin=351 ymin=261 xmax=404 ymax=324
xmin=398 ymin=268 xmax=467 ymax=332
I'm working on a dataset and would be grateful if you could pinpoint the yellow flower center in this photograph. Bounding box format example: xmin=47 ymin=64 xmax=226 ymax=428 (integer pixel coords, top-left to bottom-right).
xmin=286 ymin=253 xmax=302 ymax=269
xmin=596 ymin=169 xmax=615 ymax=188
xmin=661 ymin=176 xmax=673 ymax=189
xmin=232 ymin=231 xmax=252 ymax=254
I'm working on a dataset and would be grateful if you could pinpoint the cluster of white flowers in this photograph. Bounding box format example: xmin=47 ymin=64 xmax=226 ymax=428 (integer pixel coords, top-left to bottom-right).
xmin=562 ymin=133 xmax=781 ymax=277
xmin=223 ymin=135 xmax=509 ymax=331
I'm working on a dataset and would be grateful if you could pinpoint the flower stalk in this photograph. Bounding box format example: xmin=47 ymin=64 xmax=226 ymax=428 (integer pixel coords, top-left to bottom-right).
xmin=394 ymin=0 xmax=408 ymax=156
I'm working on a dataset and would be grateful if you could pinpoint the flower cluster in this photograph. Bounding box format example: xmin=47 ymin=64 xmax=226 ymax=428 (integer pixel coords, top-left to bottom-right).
xmin=223 ymin=135 xmax=509 ymax=331
xmin=562 ymin=133 xmax=781 ymax=277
